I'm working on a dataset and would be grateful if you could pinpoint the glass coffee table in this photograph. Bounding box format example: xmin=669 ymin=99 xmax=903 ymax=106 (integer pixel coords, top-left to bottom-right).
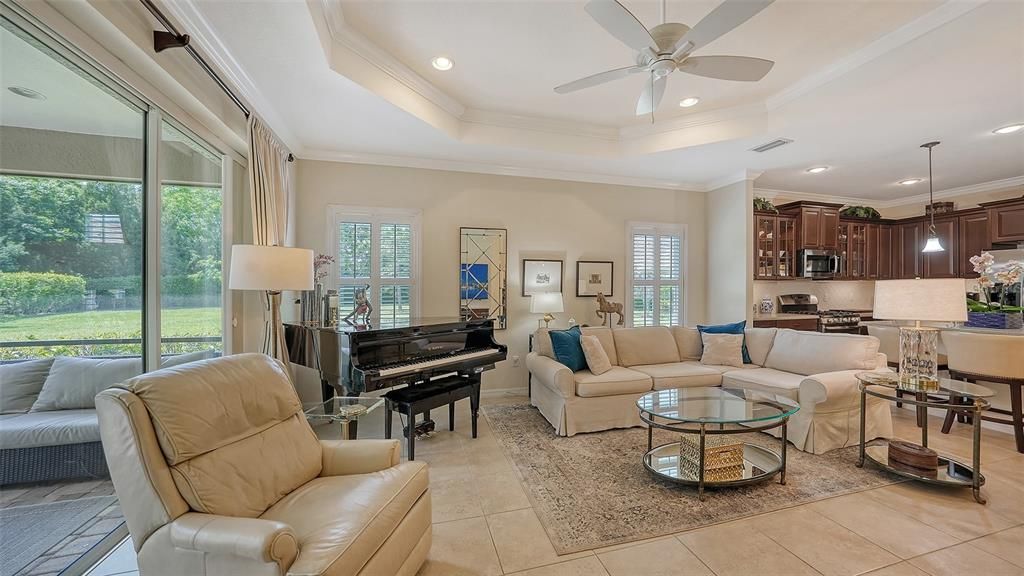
xmin=305 ymin=397 xmax=384 ymax=440
xmin=637 ymin=387 xmax=800 ymax=500
xmin=855 ymin=372 xmax=993 ymax=503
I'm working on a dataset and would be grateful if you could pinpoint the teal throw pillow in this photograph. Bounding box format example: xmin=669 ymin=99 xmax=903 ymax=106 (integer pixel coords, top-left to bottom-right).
xmin=697 ymin=320 xmax=751 ymax=364
xmin=549 ymin=326 xmax=587 ymax=372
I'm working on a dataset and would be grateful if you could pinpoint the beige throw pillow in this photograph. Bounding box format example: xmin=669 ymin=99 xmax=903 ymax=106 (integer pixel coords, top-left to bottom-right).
xmin=700 ymin=333 xmax=745 ymax=368
xmin=580 ymin=335 xmax=612 ymax=375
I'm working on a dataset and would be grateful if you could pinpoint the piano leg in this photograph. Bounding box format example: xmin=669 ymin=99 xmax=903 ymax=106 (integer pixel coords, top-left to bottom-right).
xmin=321 ymin=379 xmax=335 ymax=410
xmin=470 ymin=377 xmax=481 ymax=439
xmin=406 ymin=403 xmax=416 ymax=461
xmin=449 ymin=402 xmax=455 ymax=431
xmin=346 ymin=420 xmax=358 ymax=440
xmin=385 ymin=405 xmax=393 ymax=439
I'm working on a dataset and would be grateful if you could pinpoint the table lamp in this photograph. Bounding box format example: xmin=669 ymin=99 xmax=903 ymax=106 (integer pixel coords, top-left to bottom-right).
xmin=229 ymin=245 xmax=314 ymax=367
xmin=872 ymin=279 xmax=967 ymax=390
xmin=531 ymin=292 xmax=564 ymax=328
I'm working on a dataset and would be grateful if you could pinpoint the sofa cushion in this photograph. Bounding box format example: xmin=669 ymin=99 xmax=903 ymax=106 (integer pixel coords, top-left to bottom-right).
xmin=690 ymin=361 xmax=760 ymax=374
xmin=0 ymin=409 xmax=100 ymax=449
xmin=700 ymin=333 xmax=745 ymax=368
xmin=630 ymin=362 xmax=722 ymax=390
xmin=1 ymin=358 xmax=54 ymax=414
xmin=698 ymin=321 xmax=751 ymax=364
xmin=764 ymin=329 xmax=880 ymax=376
xmin=31 ymin=356 xmax=142 ymax=412
xmin=744 ymin=327 xmax=777 ymax=366
xmin=581 ymin=335 xmax=612 ymax=375
xmin=120 ymin=353 xmax=322 ymax=518
xmin=160 ymin=349 xmax=217 ymax=368
xmin=533 ymin=329 xmax=555 ymax=359
xmin=722 ymin=368 xmax=805 ymax=401
xmin=261 ymin=462 xmax=429 ymax=575
xmin=613 ymin=327 xmax=680 ymax=367
xmin=671 ymin=327 xmax=702 ymax=360
xmin=574 ymin=367 xmax=652 ymax=398
xmin=580 ymin=326 xmax=618 ymax=366
xmin=550 ymin=326 xmax=587 ymax=372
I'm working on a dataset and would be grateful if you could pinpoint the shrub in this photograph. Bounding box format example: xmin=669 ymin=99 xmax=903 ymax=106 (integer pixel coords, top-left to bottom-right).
xmin=0 ymin=271 xmax=86 ymax=315
xmin=86 ymin=275 xmax=221 ymax=297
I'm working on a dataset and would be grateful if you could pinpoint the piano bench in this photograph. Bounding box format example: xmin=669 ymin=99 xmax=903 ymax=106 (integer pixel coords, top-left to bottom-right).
xmin=383 ymin=375 xmax=481 ymax=461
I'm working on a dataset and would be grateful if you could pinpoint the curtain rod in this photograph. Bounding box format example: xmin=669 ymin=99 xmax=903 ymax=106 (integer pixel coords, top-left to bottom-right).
xmin=139 ymin=0 xmax=294 ymax=162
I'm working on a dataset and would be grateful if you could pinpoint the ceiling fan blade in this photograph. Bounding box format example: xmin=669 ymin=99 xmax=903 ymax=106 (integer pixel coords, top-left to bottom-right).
xmin=671 ymin=0 xmax=774 ymax=60
xmin=678 ymin=55 xmax=774 ymax=81
xmin=554 ymin=65 xmax=645 ymax=94
xmin=635 ymin=73 xmax=666 ymax=116
xmin=585 ymin=0 xmax=657 ymax=52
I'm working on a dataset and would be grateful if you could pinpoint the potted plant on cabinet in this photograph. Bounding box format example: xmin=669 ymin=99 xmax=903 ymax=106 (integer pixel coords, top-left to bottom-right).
xmin=965 ymin=251 xmax=1024 ymax=329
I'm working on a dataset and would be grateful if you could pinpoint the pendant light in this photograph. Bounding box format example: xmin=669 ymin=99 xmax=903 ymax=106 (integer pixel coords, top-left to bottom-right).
xmin=920 ymin=141 xmax=945 ymax=253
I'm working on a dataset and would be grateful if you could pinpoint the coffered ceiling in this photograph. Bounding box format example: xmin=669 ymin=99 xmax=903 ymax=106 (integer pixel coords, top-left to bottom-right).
xmin=166 ymin=0 xmax=1024 ymax=200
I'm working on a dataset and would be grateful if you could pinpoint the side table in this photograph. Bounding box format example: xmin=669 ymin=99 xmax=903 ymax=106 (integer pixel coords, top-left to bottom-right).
xmin=855 ymin=372 xmax=992 ymax=504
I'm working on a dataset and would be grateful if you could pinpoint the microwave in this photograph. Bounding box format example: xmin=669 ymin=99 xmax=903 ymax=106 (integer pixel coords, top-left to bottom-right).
xmin=799 ymin=249 xmax=839 ymax=279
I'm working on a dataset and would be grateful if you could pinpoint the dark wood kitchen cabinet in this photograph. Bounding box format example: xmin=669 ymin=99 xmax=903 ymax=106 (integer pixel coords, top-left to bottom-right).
xmin=893 ymin=221 xmax=922 ymax=279
xmin=982 ymin=196 xmax=1024 ymax=244
xmin=958 ymin=210 xmax=989 ymax=278
xmin=753 ymin=212 xmax=797 ymax=279
xmin=922 ymin=217 xmax=959 ymax=278
xmin=777 ymin=201 xmax=843 ymax=251
xmin=875 ymin=224 xmax=892 ymax=279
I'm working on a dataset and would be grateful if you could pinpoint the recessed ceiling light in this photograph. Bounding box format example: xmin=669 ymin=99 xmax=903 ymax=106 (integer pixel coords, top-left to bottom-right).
xmin=678 ymin=97 xmax=700 ymax=108
xmin=431 ymin=56 xmax=453 ymax=71
xmin=993 ymin=123 xmax=1024 ymax=135
xmin=805 ymin=166 xmax=829 ymax=174
xmin=7 ymin=86 xmax=45 ymax=100
xmin=899 ymin=178 xmax=923 ymax=186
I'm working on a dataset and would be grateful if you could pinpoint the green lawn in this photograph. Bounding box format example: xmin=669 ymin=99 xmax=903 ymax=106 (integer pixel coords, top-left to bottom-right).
xmin=0 ymin=307 xmax=221 ymax=342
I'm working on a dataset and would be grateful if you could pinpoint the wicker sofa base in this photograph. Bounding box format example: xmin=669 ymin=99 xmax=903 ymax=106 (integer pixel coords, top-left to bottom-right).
xmin=1 ymin=442 xmax=110 ymax=485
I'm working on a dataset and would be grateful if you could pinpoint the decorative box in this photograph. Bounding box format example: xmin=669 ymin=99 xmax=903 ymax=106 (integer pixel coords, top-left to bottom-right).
xmin=678 ymin=435 xmax=745 ymax=481
xmin=965 ymin=311 xmax=1024 ymax=330
xmin=925 ymin=201 xmax=955 ymax=215
xmin=888 ymin=440 xmax=938 ymax=478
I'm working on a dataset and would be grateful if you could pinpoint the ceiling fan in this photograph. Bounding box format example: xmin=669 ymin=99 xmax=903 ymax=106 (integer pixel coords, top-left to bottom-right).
xmin=555 ymin=0 xmax=776 ymax=119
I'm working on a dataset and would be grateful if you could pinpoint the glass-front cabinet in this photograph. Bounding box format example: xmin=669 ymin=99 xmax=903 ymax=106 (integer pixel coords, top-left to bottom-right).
xmin=839 ymin=222 xmax=869 ymax=279
xmin=754 ymin=213 xmax=796 ymax=280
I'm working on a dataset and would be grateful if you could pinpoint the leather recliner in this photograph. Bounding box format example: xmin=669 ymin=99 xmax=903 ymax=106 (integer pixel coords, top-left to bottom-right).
xmin=95 ymin=353 xmax=431 ymax=575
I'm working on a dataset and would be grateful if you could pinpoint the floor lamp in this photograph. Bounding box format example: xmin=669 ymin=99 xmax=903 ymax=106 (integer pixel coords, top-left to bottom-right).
xmin=229 ymin=245 xmax=314 ymax=371
xmin=872 ymin=279 xmax=968 ymax=390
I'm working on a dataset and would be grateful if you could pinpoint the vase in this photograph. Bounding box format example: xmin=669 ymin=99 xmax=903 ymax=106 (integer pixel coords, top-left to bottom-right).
xmin=965 ymin=311 xmax=1023 ymax=330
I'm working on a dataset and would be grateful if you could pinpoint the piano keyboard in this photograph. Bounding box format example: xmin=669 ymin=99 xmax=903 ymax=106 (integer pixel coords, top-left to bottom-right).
xmin=376 ymin=348 xmax=503 ymax=377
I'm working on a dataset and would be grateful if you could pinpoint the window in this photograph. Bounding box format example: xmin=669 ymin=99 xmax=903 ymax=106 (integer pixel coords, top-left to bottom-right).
xmin=627 ymin=223 xmax=684 ymax=327
xmin=330 ymin=207 xmax=420 ymax=328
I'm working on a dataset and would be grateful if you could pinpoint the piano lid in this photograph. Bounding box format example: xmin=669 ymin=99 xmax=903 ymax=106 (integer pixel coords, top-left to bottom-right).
xmin=287 ymin=317 xmax=489 ymax=335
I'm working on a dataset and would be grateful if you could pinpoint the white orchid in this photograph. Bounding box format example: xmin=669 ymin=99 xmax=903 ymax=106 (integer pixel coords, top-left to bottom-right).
xmin=971 ymin=251 xmax=1024 ymax=311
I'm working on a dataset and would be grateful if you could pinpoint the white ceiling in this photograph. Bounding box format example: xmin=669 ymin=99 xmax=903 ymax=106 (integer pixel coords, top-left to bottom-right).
xmin=174 ymin=0 xmax=1024 ymax=200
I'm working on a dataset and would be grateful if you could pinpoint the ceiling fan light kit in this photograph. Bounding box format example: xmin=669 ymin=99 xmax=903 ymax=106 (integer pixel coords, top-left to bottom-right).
xmin=554 ymin=0 xmax=776 ymax=120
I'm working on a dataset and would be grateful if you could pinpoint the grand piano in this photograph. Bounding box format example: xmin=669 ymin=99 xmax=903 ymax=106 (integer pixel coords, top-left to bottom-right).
xmin=285 ymin=317 xmax=507 ymax=401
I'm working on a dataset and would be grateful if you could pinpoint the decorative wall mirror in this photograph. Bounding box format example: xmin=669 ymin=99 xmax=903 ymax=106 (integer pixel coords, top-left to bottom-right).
xmin=459 ymin=227 xmax=507 ymax=329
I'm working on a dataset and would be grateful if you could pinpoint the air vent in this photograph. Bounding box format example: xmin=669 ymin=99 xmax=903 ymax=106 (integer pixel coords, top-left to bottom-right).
xmin=749 ymin=138 xmax=793 ymax=153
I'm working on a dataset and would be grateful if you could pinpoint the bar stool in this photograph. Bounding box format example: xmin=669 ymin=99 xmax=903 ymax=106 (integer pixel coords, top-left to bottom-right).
xmin=866 ymin=323 xmax=949 ymax=426
xmin=940 ymin=331 xmax=1024 ymax=453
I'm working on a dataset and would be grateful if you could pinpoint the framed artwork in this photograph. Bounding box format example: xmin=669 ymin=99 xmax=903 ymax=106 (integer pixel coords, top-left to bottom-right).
xmin=522 ymin=259 xmax=563 ymax=297
xmin=576 ymin=260 xmax=614 ymax=297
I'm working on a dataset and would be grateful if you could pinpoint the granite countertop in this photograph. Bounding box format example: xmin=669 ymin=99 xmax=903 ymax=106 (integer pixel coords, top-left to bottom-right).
xmin=752 ymin=313 xmax=816 ymax=321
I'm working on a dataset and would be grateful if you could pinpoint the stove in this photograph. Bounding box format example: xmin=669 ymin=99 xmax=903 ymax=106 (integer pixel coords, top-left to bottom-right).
xmin=777 ymin=294 xmax=862 ymax=334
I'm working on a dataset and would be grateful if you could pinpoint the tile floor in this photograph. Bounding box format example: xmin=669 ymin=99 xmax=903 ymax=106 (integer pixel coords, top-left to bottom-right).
xmin=86 ymin=397 xmax=1024 ymax=576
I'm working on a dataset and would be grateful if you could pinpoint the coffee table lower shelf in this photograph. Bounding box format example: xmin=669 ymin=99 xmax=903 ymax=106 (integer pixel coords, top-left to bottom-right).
xmin=860 ymin=444 xmax=985 ymax=488
xmin=643 ymin=442 xmax=783 ymax=490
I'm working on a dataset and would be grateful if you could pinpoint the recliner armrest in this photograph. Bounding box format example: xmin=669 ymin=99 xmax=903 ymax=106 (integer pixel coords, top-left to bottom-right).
xmin=320 ymin=439 xmax=401 ymax=476
xmin=169 ymin=512 xmax=297 ymax=572
xmin=526 ymin=352 xmax=575 ymax=398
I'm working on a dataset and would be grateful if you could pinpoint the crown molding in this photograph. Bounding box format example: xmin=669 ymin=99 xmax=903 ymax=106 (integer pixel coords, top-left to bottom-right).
xmin=300 ymin=149 xmax=707 ymax=192
xmin=156 ymin=0 xmax=301 ymax=152
xmin=767 ymin=0 xmax=986 ymax=110
xmin=461 ymin=109 xmax=619 ymax=141
xmin=754 ymin=174 xmax=1024 ymax=209
xmin=321 ymin=0 xmax=466 ymax=118
xmin=708 ymin=170 xmax=763 ymax=191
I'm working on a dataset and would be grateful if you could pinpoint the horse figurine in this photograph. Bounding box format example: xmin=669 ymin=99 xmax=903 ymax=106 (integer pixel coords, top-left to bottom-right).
xmin=343 ymin=284 xmax=373 ymax=326
xmin=595 ymin=292 xmax=624 ymax=326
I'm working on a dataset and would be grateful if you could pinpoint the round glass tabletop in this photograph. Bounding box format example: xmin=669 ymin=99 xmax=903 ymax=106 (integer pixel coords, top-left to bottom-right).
xmin=854 ymin=372 xmax=995 ymax=399
xmin=636 ymin=387 xmax=800 ymax=425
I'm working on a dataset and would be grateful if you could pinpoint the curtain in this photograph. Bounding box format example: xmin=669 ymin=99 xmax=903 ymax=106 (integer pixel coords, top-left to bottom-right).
xmin=247 ymin=115 xmax=290 ymax=246
xmin=246 ymin=115 xmax=293 ymax=366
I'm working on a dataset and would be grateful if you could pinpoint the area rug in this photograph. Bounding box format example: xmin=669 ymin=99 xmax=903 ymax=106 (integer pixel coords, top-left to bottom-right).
xmin=483 ymin=404 xmax=902 ymax=554
xmin=0 ymin=496 xmax=116 ymax=576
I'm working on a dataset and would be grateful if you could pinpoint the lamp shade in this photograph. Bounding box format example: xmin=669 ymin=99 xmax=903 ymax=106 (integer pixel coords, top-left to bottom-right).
xmin=530 ymin=292 xmax=564 ymax=314
xmin=228 ymin=245 xmax=315 ymax=291
xmin=872 ymin=279 xmax=967 ymax=322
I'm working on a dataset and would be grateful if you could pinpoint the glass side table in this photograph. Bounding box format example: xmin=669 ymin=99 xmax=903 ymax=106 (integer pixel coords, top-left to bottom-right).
xmin=855 ymin=372 xmax=993 ymax=503
xmin=305 ymin=397 xmax=384 ymax=440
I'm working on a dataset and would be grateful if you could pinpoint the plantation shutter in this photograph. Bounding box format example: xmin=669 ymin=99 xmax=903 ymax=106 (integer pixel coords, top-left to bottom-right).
xmin=628 ymin=224 xmax=683 ymax=327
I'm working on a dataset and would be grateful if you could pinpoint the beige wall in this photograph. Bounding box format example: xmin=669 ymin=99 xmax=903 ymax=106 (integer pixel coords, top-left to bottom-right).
xmin=706 ymin=179 xmax=753 ymax=324
xmin=291 ymin=160 xmax=708 ymax=393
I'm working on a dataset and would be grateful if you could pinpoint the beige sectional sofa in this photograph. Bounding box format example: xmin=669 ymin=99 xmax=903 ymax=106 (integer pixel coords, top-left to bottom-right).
xmin=527 ymin=325 xmax=894 ymax=454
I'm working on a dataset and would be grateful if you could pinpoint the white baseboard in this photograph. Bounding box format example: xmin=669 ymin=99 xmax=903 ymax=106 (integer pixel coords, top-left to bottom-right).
xmin=481 ymin=386 xmax=528 ymax=399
